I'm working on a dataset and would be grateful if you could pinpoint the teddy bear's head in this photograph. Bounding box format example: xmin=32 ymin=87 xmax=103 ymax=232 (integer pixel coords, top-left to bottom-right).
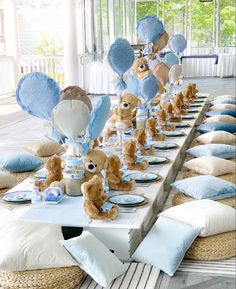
xmin=83 ymin=149 xmax=107 ymax=174
xmin=132 ymin=57 xmax=149 ymax=76
xmin=146 ymin=117 xmax=157 ymax=130
xmin=81 ymin=175 xmax=104 ymax=201
xmin=122 ymin=140 xmax=137 ymax=155
xmin=106 ymin=155 xmax=122 ymax=173
xmin=45 ymin=155 xmax=62 ymax=174
xmin=134 ymin=129 xmax=146 ymax=144
xmin=120 ymin=93 xmax=141 ymax=110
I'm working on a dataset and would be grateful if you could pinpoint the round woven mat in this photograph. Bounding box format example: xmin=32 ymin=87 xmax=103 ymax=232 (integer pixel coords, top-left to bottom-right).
xmin=183 ymin=170 xmax=236 ymax=184
xmin=186 ymin=231 xmax=236 ymax=261
xmin=172 ymin=192 xmax=236 ymax=208
xmin=0 ymin=266 xmax=83 ymax=289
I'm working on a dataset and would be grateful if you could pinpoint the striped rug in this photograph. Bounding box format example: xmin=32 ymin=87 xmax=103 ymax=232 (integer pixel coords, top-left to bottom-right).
xmin=77 ymin=262 xmax=160 ymax=289
xmin=178 ymin=257 xmax=236 ymax=276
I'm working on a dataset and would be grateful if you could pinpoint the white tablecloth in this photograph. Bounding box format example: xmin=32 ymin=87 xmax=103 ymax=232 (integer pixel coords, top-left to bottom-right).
xmin=181 ymin=57 xmax=217 ymax=77
xmin=217 ymin=53 xmax=236 ymax=78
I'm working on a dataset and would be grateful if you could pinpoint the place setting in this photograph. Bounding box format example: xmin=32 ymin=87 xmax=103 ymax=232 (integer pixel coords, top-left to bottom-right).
xmin=108 ymin=194 xmax=149 ymax=208
xmin=162 ymin=130 xmax=186 ymax=137
xmin=153 ymin=142 xmax=178 ymax=150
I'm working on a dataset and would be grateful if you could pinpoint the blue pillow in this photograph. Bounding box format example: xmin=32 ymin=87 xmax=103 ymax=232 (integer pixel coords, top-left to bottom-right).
xmin=211 ymin=98 xmax=236 ymax=105
xmin=171 ymin=175 xmax=236 ymax=200
xmin=0 ymin=153 xmax=43 ymax=173
xmin=197 ymin=122 xmax=236 ymax=134
xmin=206 ymin=109 xmax=236 ymax=118
xmin=187 ymin=144 xmax=236 ymax=159
xmin=132 ymin=216 xmax=200 ymax=276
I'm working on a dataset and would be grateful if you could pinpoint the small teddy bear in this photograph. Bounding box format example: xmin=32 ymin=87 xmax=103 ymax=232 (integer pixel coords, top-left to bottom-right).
xmin=106 ymin=155 xmax=135 ymax=191
xmin=132 ymin=57 xmax=152 ymax=80
xmin=106 ymin=93 xmax=140 ymax=131
xmin=81 ymin=175 xmax=119 ymax=220
xmin=35 ymin=155 xmax=63 ymax=191
xmin=122 ymin=140 xmax=148 ymax=170
xmin=153 ymin=31 xmax=169 ymax=53
xmin=146 ymin=117 xmax=165 ymax=141
xmin=157 ymin=108 xmax=175 ymax=131
xmin=133 ymin=129 xmax=155 ymax=156
xmin=83 ymin=149 xmax=107 ymax=182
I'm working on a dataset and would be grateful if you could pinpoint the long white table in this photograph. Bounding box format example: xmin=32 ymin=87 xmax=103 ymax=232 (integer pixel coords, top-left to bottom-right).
xmin=1 ymin=95 xmax=210 ymax=260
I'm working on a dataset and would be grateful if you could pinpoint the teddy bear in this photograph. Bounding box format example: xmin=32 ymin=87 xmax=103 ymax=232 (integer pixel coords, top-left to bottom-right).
xmin=132 ymin=57 xmax=152 ymax=80
xmin=153 ymin=31 xmax=169 ymax=53
xmin=81 ymin=175 xmax=119 ymax=220
xmin=106 ymin=155 xmax=135 ymax=191
xmin=157 ymin=108 xmax=176 ymax=131
xmin=83 ymin=149 xmax=107 ymax=182
xmin=122 ymin=140 xmax=148 ymax=170
xmin=35 ymin=155 xmax=63 ymax=191
xmin=146 ymin=117 xmax=166 ymax=141
xmin=176 ymin=92 xmax=189 ymax=109
xmin=106 ymin=93 xmax=140 ymax=131
xmin=153 ymin=63 xmax=170 ymax=94
xmin=133 ymin=129 xmax=155 ymax=156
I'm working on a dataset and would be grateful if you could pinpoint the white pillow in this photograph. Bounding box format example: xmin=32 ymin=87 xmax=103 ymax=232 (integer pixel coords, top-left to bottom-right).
xmin=184 ymin=156 xmax=236 ymax=176
xmin=204 ymin=115 xmax=236 ymax=124
xmin=214 ymin=95 xmax=235 ymax=100
xmin=26 ymin=141 xmax=64 ymax=157
xmin=210 ymin=104 xmax=236 ymax=111
xmin=0 ymin=171 xmax=16 ymax=189
xmin=60 ymin=231 xmax=127 ymax=287
xmin=0 ymin=220 xmax=77 ymax=271
xmin=196 ymin=131 xmax=236 ymax=145
xmin=160 ymin=199 xmax=236 ymax=237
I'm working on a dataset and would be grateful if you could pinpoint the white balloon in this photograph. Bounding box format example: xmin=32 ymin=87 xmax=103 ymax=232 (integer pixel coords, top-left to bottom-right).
xmin=51 ymin=100 xmax=90 ymax=139
xmin=169 ymin=64 xmax=182 ymax=84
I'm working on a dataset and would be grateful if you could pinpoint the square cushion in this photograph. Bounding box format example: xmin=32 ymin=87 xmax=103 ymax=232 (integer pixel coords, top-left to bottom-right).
xmin=211 ymin=98 xmax=236 ymax=105
xmin=0 ymin=220 xmax=77 ymax=271
xmin=186 ymin=144 xmax=236 ymax=159
xmin=184 ymin=156 xmax=235 ymax=176
xmin=60 ymin=231 xmax=127 ymax=287
xmin=209 ymin=104 xmax=236 ymax=111
xmin=197 ymin=122 xmax=236 ymax=134
xmin=206 ymin=109 xmax=236 ymax=118
xmin=0 ymin=153 xmax=43 ymax=173
xmin=171 ymin=175 xmax=236 ymax=200
xmin=26 ymin=141 xmax=64 ymax=157
xmin=195 ymin=131 xmax=236 ymax=145
xmin=132 ymin=216 xmax=200 ymax=276
xmin=160 ymin=199 xmax=236 ymax=237
xmin=0 ymin=171 xmax=16 ymax=189
xmin=214 ymin=95 xmax=235 ymax=100
xmin=204 ymin=115 xmax=236 ymax=124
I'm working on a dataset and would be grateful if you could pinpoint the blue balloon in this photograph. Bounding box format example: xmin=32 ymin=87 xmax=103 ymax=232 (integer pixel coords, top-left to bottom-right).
xmin=86 ymin=95 xmax=111 ymax=140
xmin=169 ymin=34 xmax=187 ymax=54
xmin=123 ymin=73 xmax=140 ymax=96
xmin=164 ymin=52 xmax=179 ymax=68
xmin=107 ymin=38 xmax=134 ymax=76
xmin=140 ymin=75 xmax=158 ymax=101
xmin=16 ymin=72 xmax=60 ymax=120
xmin=136 ymin=16 xmax=165 ymax=44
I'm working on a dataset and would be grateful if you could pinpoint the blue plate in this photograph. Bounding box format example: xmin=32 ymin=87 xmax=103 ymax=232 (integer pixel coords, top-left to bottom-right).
xmin=123 ymin=172 xmax=160 ymax=183
xmin=109 ymin=194 xmax=145 ymax=205
xmin=3 ymin=191 xmax=32 ymax=203
xmin=137 ymin=156 xmax=169 ymax=164
xmin=195 ymin=99 xmax=205 ymax=102
xmin=188 ymin=108 xmax=199 ymax=113
xmin=190 ymin=103 xmax=202 ymax=107
xmin=163 ymin=130 xmax=185 ymax=137
xmin=153 ymin=142 xmax=177 ymax=150
xmin=169 ymin=122 xmax=190 ymax=128
xmin=182 ymin=114 xmax=195 ymax=120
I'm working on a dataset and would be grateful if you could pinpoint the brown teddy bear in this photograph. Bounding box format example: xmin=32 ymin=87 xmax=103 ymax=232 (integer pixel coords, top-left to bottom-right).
xmin=133 ymin=129 xmax=155 ymax=156
xmin=106 ymin=155 xmax=135 ymax=191
xmin=163 ymin=103 xmax=174 ymax=118
xmin=123 ymin=140 xmax=148 ymax=170
xmin=153 ymin=63 xmax=170 ymax=94
xmin=146 ymin=117 xmax=165 ymax=141
xmin=106 ymin=93 xmax=140 ymax=131
xmin=81 ymin=175 xmax=119 ymax=220
xmin=35 ymin=155 xmax=63 ymax=191
xmin=157 ymin=108 xmax=175 ymax=131
xmin=132 ymin=57 xmax=152 ymax=80
xmin=153 ymin=31 xmax=169 ymax=53
xmin=83 ymin=149 xmax=107 ymax=182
